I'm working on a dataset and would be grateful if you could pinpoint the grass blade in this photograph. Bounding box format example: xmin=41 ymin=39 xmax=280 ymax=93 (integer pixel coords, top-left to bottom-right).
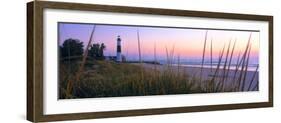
xmin=137 ymin=29 xmax=142 ymax=63
xmin=237 ymin=33 xmax=252 ymax=91
xmin=220 ymin=39 xmax=232 ymax=91
xmin=211 ymin=45 xmax=225 ymax=92
xmin=241 ymin=45 xmax=251 ymax=91
xmin=210 ymin=38 xmax=213 ymax=73
xmin=66 ymin=25 xmax=96 ymax=98
xmin=200 ymin=31 xmax=208 ymax=83
xmin=154 ymin=41 xmax=157 ymax=73
xmin=247 ymin=65 xmax=259 ymax=91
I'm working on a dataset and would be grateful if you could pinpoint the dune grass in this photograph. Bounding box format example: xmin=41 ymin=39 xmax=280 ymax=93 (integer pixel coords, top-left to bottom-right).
xmin=59 ymin=60 xmax=204 ymax=98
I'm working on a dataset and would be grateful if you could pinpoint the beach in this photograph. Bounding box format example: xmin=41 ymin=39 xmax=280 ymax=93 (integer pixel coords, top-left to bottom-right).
xmin=132 ymin=63 xmax=259 ymax=91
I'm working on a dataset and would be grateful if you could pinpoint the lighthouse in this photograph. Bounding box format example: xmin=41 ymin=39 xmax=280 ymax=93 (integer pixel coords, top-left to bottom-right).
xmin=116 ymin=35 xmax=122 ymax=62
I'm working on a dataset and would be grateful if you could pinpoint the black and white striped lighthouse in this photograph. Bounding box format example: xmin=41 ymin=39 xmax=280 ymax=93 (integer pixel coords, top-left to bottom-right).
xmin=116 ymin=35 xmax=122 ymax=62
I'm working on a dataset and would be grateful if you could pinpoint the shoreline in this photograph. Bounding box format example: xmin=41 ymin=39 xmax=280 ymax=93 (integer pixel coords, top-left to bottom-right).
xmin=131 ymin=63 xmax=259 ymax=90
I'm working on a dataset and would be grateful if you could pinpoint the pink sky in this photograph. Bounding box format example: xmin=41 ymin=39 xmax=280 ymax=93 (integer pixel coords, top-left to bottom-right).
xmin=59 ymin=23 xmax=259 ymax=64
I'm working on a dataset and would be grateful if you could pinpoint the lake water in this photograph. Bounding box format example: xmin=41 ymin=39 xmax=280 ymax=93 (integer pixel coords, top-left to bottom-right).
xmin=158 ymin=59 xmax=259 ymax=72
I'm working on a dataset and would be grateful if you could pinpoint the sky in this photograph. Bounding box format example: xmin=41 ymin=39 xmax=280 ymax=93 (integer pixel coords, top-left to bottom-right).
xmin=58 ymin=23 xmax=259 ymax=64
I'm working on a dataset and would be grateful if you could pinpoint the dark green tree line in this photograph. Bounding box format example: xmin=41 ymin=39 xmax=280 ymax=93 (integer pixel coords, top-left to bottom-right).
xmin=88 ymin=43 xmax=106 ymax=60
xmin=60 ymin=38 xmax=84 ymax=58
xmin=60 ymin=38 xmax=106 ymax=60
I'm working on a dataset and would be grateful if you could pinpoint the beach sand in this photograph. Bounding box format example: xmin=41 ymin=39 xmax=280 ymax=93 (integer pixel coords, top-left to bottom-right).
xmin=132 ymin=63 xmax=259 ymax=91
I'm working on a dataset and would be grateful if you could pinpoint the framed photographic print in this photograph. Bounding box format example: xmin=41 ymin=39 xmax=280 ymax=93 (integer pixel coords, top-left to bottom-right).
xmin=27 ymin=1 xmax=273 ymax=122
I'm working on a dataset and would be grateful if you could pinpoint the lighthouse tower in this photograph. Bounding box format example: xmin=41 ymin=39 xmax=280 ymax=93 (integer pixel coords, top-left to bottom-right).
xmin=116 ymin=35 xmax=122 ymax=62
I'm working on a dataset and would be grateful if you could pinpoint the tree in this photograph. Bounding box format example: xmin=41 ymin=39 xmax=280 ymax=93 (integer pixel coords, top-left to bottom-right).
xmin=100 ymin=43 xmax=106 ymax=58
xmin=88 ymin=43 xmax=106 ymax=60
xmin=60 ymin=38 xmax=84 ymax=58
